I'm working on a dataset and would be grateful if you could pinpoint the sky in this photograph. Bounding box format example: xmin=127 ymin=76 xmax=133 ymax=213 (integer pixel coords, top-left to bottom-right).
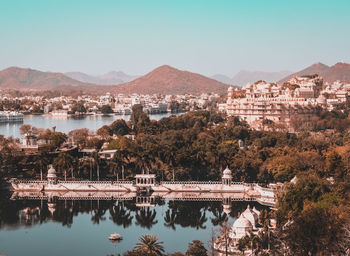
xmin=0 ymin=0 xmax=349 ymax=77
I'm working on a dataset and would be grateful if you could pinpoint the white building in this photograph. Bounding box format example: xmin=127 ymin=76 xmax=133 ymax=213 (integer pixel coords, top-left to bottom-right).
xmin=0 ymin=111 xmax=24 ymax=122
xmin=214 ymin=205 xmax=262 ymax=254
xmin=224 ymin=75 xmax=348 ymax=130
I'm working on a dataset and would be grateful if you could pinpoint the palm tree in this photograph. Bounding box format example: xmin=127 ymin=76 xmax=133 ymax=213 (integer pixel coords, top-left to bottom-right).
xmin=164 ymin=209 xmax=177 ymax=230
xmin=216 ymin=219 xmax=232 ymax=256
xmin=135 ymin=208 xmax=158 ymax=229
xmin=192 ymin=210 xmax=208 ymax=230
xmin=211 ymin=207 xmax=228 ymax=226
xmin=35 ymin=152 xmax=49 ymax=181
xmin=134 ymin=235 xmax=164 ymax=256
xmin=92 ymin=152 xmax=101 ymax=181
xmin=109 ymin=203 xmax=133 ymax=228
xmin=110 ymin=150 xmax=129 ymax=181
xmin=53 ymin=153 xmax=74 ymax=181
xmin=108 ymin=160 xmax=119 ymax=181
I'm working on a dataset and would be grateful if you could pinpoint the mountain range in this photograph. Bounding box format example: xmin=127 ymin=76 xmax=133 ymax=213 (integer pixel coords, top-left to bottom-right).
xmin=64 ymin=71 xmax=138 ymax=85
xmin=0 ymin=67 xmax=92 ymax=90
xmin=211 ymin=70 xmax=293 ymax=85
xmin=278 ymin=62 xmax=350 ymax=84
xmin=0 ymin=62 xmax=350 ymax=94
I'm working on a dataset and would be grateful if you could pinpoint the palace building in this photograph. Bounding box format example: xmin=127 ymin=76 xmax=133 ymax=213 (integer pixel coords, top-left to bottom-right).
xmin=224 ymin=75 xmax=350 ymax=130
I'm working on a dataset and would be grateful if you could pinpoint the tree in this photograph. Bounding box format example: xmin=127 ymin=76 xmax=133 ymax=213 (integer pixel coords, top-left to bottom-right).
xmin=53 ymin=153 xmax=75 ymax=181
xmin=97 ymin=125 xmax=112 ymax=139
xmin=71 ymin=102 xmax=86 ymax=114
xmin=215 ymin=220 xmax=231 ymax=256
xmin=35 ymin=152 xmax=49 ymax=181
xmin=92 ymin=152 xmax=102 ymax=181
xmin=110 ymin=119 xmax=130 ymax=136
xmin=38 ymin=129 xmax=67 ymax=149
xmin=185 ymin=240 xmax=208 ymax=256
xmin=135 ymin=208 xmax=158 ymax=229
xmin=20 ymin=124 xmax=33 ymax=135
xmin=130 ymin=104 xmax=150 ymax=133
xmin=133 ymin=235 xmax=164 ymax=256
xmin=275 ymin=173 xmax=350 ymax=255
xmin=100 ymin=105 xmax=113 ymax=114
xmin=68 ymin=128 xmax=90 ymax=147
xmin=279 ymin=201 xmax=349 ymax=255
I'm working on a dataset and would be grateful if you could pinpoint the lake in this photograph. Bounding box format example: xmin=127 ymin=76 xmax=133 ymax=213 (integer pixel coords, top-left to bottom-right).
xmin=0 ymin=113 xmax=175 ymax=139
xmin=0 ymin=192 xmax=269 ymax=256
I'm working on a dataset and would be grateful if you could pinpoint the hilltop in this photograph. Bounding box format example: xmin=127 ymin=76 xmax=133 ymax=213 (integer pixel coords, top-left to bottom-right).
xmin=278 ymin=62 xmax=350 ymax=84
xmin=0 ymin=67 xmax=92 ymax=90
xmin=65 ymin=71 xmax=138 ymax=85
xmin=112 ymin=65 xmax=231 ymax=95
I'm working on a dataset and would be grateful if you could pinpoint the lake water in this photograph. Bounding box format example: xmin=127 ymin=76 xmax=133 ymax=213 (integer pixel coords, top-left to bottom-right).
xmin=0 ymin=192 xmax=269 ymax=256
xmin=0 ymin=113 xmax=174 ymax=139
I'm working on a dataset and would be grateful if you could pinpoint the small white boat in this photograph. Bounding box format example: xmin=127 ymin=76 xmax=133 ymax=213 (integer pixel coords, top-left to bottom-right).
xmin=108 ymin=233 xmax=122 ymax=240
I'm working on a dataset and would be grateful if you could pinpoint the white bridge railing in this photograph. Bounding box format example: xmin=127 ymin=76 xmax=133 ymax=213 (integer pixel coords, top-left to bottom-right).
xmin=57 ymin=180 xmax=133 ymax=185
xmin=160 ymin=181 xmax=222 ymax=185
xmin=11 ymin=179 xmax=47 ymax=184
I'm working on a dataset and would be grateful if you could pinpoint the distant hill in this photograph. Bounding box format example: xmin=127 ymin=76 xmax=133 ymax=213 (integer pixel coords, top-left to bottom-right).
xmin=211 ymin=74 xmax=234 ymax=85
xmin=278 ymin=62 xmax=330 ymax=84
xmin=0 ymin=67 xmax=93 ymax=90
xmin=320 ymin=62 xmax=350 ymax=83
xmin=65 ymin=71 xmax=138 ymax=85
xmin=113 ymin=65 xmax=231 ymax=95
xmin=211 ymin=70 xmax=292 ymax=85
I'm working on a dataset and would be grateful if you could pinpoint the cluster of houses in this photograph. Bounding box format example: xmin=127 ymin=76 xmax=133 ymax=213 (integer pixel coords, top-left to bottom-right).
xmin=0 ymin=92 xmax=220 ymax=117
xmin=221 ymin=75 xmax=350 ymax=130
xmin=20 ymin=128 xmax=118 ymax=160
xmin=0 ymin=111 xmax=23 ymax=122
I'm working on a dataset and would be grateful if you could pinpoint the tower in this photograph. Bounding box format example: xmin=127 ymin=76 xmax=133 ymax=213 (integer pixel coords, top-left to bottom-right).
xmin=47 ymin=165 xmax=57 ymax=184
xmin=222 ymin=166 xmax=232 ymax=186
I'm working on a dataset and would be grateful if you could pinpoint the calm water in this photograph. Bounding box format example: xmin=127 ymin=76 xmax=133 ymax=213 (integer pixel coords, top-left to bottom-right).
xmin=0 ymin=113 xmax=174 ymax=139
xmin=0 ymin=192 xmax=268 ymax=256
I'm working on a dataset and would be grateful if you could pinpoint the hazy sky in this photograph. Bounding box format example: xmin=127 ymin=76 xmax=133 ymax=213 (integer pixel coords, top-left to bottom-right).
xmin=1 ymin=0 xmax=349 ymax=76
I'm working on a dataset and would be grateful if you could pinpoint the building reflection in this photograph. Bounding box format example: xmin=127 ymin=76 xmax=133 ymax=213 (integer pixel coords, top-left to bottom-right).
xmin=0 ymin=191 xmax=271 ymax=231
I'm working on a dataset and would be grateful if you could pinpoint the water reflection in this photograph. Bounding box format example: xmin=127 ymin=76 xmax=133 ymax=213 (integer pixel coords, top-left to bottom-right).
xmin=0 ymin=113 xmax=176 ymax=138
xmin=0 ymin=191 xmax=274 ymax=255
xmin=0 ymin=191 xmax=270 ymax=231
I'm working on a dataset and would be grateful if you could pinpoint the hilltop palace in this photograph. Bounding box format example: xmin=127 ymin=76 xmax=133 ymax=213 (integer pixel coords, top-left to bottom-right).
xmin=221 ymin=75 xmax=350 ymax=130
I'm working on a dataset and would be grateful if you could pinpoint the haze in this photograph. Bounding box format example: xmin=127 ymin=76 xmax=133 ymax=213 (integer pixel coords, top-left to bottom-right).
xmin=1 ymin=0 xmax=349 ymax=76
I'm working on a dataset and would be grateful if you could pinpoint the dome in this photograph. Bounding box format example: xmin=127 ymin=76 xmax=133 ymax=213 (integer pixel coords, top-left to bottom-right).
xmin=232 ymin=214 xmax=253 ymax=229
xmin=242 ymin=205 xmax=258 ymax=228
xmin=47 ymin=202 xmax=56 ymax=215
xmin=317 ymin=95 xmax=326 ymax=104
xmin=252 ymin=206 xmax=260 ymax=217
xmin=47 ymin=165 xmax=57 ymax=178
xmin=223 ymin=166 xmax=232 ymax=176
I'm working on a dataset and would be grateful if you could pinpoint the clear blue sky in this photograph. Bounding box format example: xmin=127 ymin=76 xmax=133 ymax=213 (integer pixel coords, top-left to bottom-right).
xmin=0 ymin=0 xmax=349 ymax=76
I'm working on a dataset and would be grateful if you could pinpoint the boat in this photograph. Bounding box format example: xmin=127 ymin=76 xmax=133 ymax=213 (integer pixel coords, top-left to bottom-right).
xmin=108 ymin=233 xmax=122 ymax=240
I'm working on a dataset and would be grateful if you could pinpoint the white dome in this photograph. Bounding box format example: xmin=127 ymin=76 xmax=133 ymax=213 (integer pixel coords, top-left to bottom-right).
xmin=242 ymin=205 xmax=258 ymax=228
xmin=232 ymin=214 xmax=253 ymax=229
xmin=47 ymin=165 xmax=57 ymax=178
xmin=317 ymin=95 xmax=326 ymax=104
xmin=223 ymin=166 xmax=232 ymax=176
xmin=252 ymin=206 xmax=260 ymax=217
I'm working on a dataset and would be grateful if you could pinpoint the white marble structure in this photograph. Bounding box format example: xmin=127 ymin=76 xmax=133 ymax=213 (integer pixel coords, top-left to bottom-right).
xmin=9 ymin=167 xmax=276 ymax=207
xmin=214 ymin=205 xmax=262 ymax=254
